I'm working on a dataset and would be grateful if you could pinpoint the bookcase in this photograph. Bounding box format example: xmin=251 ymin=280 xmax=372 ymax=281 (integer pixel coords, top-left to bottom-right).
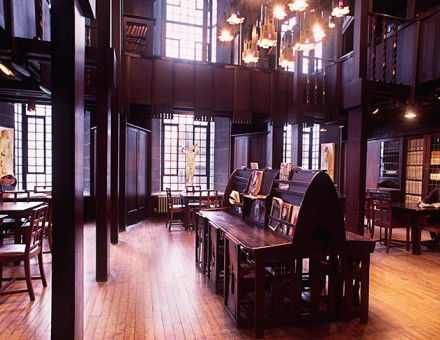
xmin=427 ymin=135 xmax=440 ymax=195
xmin=379 ymin=138 xmax=402 ymax=188
xmin=404 ymin=137 xmax=424 ymax=203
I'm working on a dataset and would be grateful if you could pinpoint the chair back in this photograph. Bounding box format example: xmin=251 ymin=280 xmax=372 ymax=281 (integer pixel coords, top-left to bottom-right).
xmin=186 ymin=185 xmax=201 ymax=192
xmin=26 ymin=205 xmax=49 ymax=255
xmin=201 ymin=190 xmax=219 ymax=208
xmin=166 ymin=188 xmax=175 ymax=210
xmin=364 ymin=195 xmax=372 ymax=218
xmin=371 ymin=196 xmax=393 ymax=228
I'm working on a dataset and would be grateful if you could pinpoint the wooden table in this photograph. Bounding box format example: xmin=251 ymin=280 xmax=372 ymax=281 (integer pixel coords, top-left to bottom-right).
xmin=0 ymin=202 xmax=46 ymax=244
xmin=198 ymin=209 xmax=291 ymax=338
xmin=393 ymin=202 xmax=440 ymax=255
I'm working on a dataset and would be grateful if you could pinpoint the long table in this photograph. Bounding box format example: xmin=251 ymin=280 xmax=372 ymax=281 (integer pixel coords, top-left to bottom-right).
xmin=196 ymin=209 xmax=375 ymax=338
xmin=393 ymin=202 xmax=440 ymax=254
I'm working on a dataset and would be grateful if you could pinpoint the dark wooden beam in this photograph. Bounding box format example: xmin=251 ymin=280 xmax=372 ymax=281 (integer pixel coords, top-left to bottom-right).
xmin=266 ymin=123 xmax=283 ymax=169
xmin=95 ymin=0 xmax=112 ymax=281
xmin=51 ymin=0 xmax=85 ymax=339
xmin=345 ymin=107 xmax=368 ymax=234
xmin=291 ymin=123 xmax=303 ymax=167
xmin=110 ymin=0 xmax=122 ymax=244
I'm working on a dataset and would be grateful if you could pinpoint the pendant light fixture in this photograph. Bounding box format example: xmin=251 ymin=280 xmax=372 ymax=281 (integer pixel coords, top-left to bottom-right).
xmin=218 ymin=28 xmax=234 ymax=42
xmin=242 ymin=25 xmax=260 ymax=64
xmin=227 ymin=11 xmax=244 ymax=25
xmin=257 ymin=4 xmax=278 ymax=49
xmin=331 ymin=0 xmax=350 ymax=18
xmin=279 ymin=30 xmax=295 ymax=69
xmin=288 ymin=0 xmax=309 ymax=12
xmin=273 ymin=4 xmax=287 ymax=20
xmin=312 ymin=12 xmax=326 ymax=42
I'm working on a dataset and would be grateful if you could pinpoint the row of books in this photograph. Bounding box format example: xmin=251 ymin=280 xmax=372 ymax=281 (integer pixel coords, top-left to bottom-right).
xmin=124 ymin=38 xmax=150 ymax=54
xmin=125 ymin=23 xmax=148 ymax=38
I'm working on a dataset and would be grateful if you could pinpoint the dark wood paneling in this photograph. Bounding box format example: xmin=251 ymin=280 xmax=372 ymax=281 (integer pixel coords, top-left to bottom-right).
xmin=130 ymin=57 xmax=152 ymax=105
xmin=214 ymin=67 xmax=233 ymax=111
xmin=233 ymin=68 xmax=251 ymax=115
xmin=126 ymin=125 xmax=149 ymax=225
xmin=417 ymin=12 xmax=439 ymax=83
xmin=251 ymin=71 xmax=270 ymax=113
xmin=233 ymin=136 xmax=248 ymax=169
xmin=194 ymin=64 xmax=214 ymax=113
xmin=151 ymin=58 xmax=174 ymax=106
xmin=173 ymin=63 xmax=194 ymax=108
xmin=366 ymin=140 xmax=380 ymax=189
xmin=124 ymin=0 xmax=153 ymax=17
xmin=249 ymin=134 xmax=267 ymax=168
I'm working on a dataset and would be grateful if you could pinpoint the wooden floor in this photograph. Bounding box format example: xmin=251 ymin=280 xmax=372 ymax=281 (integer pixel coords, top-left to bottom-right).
xmin=0 ymin=219 xmax=439 ymax=339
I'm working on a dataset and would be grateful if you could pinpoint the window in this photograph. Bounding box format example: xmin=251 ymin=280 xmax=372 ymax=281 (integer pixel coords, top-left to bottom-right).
xmin=14 ymin=103 xmax=52 ymax=191
xmin=161 ymin=113 xmax=215 ymax=191
xmin=302 ymin=124 xmax=320 ymax=170
xmin=165 ymin=0 xmax=217 ymax=62
xmin=283 ymin=124 xmax=292 ymax=163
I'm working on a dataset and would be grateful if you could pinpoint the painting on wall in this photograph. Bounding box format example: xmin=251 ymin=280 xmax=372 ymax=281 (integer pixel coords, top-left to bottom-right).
xmin=321 ymin=143 xmax=335 ymax=181
xmin=0 ymin=127 xmax=13 ymax=177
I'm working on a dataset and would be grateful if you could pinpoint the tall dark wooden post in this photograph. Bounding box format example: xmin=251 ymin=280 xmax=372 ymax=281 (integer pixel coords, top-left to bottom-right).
xmin=51 ymin=0 xmax=95 ymax=338
xmin=266 ymin=123 xmax=283 ymax=168
xmin=344 ymin=0 xmax=370 ymax=234
xmin=110 ymin=0 xmax=123 ymax=244
xmin=291 ymin=123 xmax=303 ymax=167
xmin=96 ymin=0 xmax=112 ymax=281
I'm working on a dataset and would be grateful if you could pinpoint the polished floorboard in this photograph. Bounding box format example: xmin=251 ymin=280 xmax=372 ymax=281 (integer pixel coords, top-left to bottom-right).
xmin=0 ymin=219 xmax=439 ymax=339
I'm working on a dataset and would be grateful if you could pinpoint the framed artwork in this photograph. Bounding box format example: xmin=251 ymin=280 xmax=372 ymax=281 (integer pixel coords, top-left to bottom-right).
xmin=321 ymin=143 xmax=335 ymax=181
xmin=0 ymin=127 xmax=14 ymax=177
xmin=279 ymin=163 xmax=292 ymax=190
xmin=269 ymin=197 xmax=283 ymax=231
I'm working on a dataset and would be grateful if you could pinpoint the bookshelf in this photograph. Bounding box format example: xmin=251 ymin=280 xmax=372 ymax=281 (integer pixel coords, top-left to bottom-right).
xmin=404 ymin=138 xmax=424 ymax=203
xmin=123 ymin=15 xmax=154 ymax=56
xmin=428 ymin=135 xmax=440 ymax=194
xmin=379 ymin=139 xmax=401 ymax=180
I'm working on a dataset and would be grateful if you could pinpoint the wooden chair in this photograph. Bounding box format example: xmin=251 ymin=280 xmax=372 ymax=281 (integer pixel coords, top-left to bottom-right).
xmin=418 ymin=218 xmax=440 ymax=252
xmin=200 ymin=190 xmax=220 ymax=209
xmin=0 ymin=205 xmax=48 ymax=301
xmin=371 ymin=196 xmax=410 ymax=253
xmin=165 ymin=188 xmax=184 ymax=231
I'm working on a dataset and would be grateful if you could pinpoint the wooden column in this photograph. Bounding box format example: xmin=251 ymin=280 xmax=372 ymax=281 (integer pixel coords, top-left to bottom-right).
xmin=110 ymin=0 xmax=122 ymax=244
xmin=96 ymin=0 xmax=112 ymax=281
xmin=345 ymin=107 xmax=368 ymax=234
xmin=291 ymin=123 xmax=303 ymax=167
xmin=344 ymin=0 xmax=369 ymax=234
xmin=51 ymin=0 xmax=94 ymax=338
xmin=266 ymin=123 xmax=283 ymax=168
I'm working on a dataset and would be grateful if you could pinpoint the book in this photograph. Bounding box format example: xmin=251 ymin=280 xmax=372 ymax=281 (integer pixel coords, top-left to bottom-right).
xmin=250 ymin=162 xmax=259 ymax=169
xmin=281 ymin=203 xmax=292 ymax=221
xmin=229 ymin=190 xmax=241 ymax=205
xmin=279 ymin=163 xmax=292 ymax=190
xmin=269 ymin=197 xmax=283 ymax=232
xmin=290 ymin=205 xmax=300 ymax=225
xmin=245 ymin=170 xmax=264 ymax=196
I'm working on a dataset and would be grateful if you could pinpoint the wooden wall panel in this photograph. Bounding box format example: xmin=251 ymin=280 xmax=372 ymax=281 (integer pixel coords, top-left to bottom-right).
xmin=214 ymin=67 xmax=233 ymax=111
xmin=251 ymin=71 xmax=270 ymax=113
xmin=366 ymin=140 xmax=380 ymax=189
xmin=270 ymin=72 xmax=289 ymax=122
xmin=124 ymin=0 xmax=153 ymax=17
xmin=249 ymin=134 xmax=267 ymax=168
xmin=233 ymin=68 xmax=251 ymax=122
xmin=126 ymin=126 xmax=138 ymax=224
xmin=233 ymin=136 xmax=248 ymax=169
xmin=194 ymin=64 xmax=214 ymax=113
xmin=173 ymin=63 xmax=195 ymax=108
xmin=130 ymin=57 xmax=152 ymax=105
xmin=417 ymin=12 xmax=438 ymax=83
xmin=151 ymin=59 xmax=174 ymax=106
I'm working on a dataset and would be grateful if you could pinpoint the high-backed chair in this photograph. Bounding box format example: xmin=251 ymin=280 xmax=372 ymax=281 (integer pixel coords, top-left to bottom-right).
xmin=371 ymin=196 xmax=410 ymax=253
xmin=0 ymin=205 xmax=49 ymax=301
xmin=200 ymin=190 xmax=220 ymax=209
xmin=165 ymin=188 xmax=184 ymax=231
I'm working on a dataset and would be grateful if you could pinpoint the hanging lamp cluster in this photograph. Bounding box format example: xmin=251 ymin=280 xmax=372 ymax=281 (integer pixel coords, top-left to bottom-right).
xmin=218 ymin=0 xmax=351 ymax=66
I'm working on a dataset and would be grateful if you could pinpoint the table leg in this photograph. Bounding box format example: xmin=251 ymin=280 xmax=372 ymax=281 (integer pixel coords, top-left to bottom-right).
xmin=254 ymin=253 xmax=265 ymax=338
xmin=411 ymin=215 xmax=421 ymax=255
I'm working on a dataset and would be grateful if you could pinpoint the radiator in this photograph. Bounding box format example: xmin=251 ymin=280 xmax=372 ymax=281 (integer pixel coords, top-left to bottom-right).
xmin=156 ymin=194 xmax=182 ymax=213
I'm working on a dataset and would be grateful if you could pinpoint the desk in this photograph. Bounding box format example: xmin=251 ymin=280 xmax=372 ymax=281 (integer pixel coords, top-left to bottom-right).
xmin=393 ymin=202 xmax=440 ymax=254
xmin=180 ymin=191 xmax=223 ymax=227
xmin=198 ymin=209 xmax=290 ymax=338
